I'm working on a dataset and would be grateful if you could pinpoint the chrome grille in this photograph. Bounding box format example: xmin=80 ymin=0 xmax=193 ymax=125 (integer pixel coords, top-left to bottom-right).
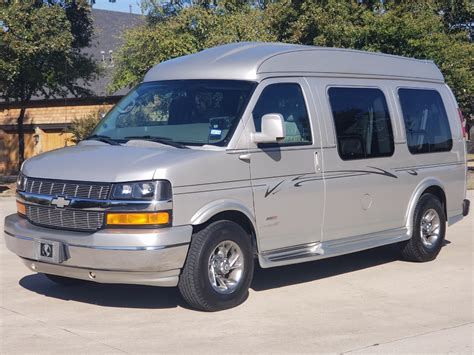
xmin=26 ymin=205 xmax=104 ymax=231
xmin=25 ymin=178 xmax=110 ymax=200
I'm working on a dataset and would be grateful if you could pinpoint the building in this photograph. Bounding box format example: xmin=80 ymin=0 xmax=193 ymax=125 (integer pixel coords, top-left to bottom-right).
xmin=0 ymin=9 xmax=144 ymax=175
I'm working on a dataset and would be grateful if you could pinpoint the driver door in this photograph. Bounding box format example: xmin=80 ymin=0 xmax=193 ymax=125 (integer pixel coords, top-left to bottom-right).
xmin=247 ymin=78 xmax=324 ymax=252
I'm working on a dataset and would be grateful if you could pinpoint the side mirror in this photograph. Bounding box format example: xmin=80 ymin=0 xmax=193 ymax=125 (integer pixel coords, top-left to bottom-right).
xmin=252 ymin=113 xmax=286 ymax=144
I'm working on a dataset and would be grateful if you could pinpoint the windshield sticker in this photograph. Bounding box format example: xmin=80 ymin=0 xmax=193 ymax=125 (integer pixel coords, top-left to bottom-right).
xmin=209 ymin=129 xmax=222 ymax=139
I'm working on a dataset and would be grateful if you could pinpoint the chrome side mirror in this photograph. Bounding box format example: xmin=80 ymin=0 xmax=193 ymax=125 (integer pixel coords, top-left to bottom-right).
xmin=252 ymin=113 xmax=286 ymax=144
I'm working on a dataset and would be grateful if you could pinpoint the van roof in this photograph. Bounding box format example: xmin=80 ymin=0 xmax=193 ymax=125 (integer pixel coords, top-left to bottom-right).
xmin=144 ymin=42 xmax=444 ymax=83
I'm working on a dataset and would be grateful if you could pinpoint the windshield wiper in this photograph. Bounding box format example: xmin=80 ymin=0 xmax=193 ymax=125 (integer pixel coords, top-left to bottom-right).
xmin=84 ymin=134 xmax=121 ymax=146
xmin=124 ymin=136 xmax=188 ymax=149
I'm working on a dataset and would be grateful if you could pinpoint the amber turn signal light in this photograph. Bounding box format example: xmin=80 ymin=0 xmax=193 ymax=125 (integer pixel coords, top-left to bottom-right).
xmin=16 ymin=201 xmax=26 ymax=216
xmin=106 ymin=212 xmax=170 ymax=226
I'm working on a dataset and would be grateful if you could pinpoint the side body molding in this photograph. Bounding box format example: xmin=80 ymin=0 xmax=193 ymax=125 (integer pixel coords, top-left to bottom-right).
xmin=405 ymin=177 xmax=446 ymax=237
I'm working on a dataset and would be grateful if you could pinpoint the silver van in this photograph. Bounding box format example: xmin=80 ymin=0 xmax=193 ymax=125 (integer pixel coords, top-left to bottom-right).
xmin=4 ymin=42 xmax=470 ymax=311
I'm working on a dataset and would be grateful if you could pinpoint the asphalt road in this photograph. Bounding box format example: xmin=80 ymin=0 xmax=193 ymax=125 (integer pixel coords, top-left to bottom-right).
xmin=1 ymin=193 xmax=473 ymax=354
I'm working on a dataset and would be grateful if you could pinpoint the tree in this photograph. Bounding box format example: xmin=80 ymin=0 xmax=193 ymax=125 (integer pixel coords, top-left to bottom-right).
xmin=265 ymin=0 xmax=473 ymax=119
xmin=433 ymin=0 xmax=473 ymax=39
xmin=0 ymin=0 xmax=98 ymax=168
xmin=109 ymin=4 xmax=274 ymax=92
xmin=140 ymin=0 xmax=185 ymax=23
xmin=112 ymin=0 xmax=473 ymax=120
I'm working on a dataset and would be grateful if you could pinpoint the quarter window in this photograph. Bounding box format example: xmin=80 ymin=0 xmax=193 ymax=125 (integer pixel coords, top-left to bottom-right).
xmin=328 ymin=87 xmax=394 ymax=160
xmin=398 ymin=89 xmax=452 ymax=154
xmin=253 ymin=83 xmax=312 ymax=145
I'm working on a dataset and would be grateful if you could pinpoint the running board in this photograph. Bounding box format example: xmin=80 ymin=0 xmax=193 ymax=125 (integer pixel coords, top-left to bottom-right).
xmin=258 ymin=227 xmax=410 ymax=268
xmin=260 ymin=242 xmax=323 ymax=263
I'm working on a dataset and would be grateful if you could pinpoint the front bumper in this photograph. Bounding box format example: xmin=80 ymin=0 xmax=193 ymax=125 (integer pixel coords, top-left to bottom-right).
xmin=4 ymin=214 xmax=192 ymax=287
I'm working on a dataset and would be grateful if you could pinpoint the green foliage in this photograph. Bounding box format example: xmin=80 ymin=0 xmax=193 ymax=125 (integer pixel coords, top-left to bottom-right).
xmin=271 ymin=0 xmax=473 ymax=119
xmin=109 ymin=5 xmax=274 ymax=93
xmin=0 ymin=0 xmax=98 ymax=102
xmin=112 ymin=0 xmax=473 ymax=119
xmin=69 ymin=108 xmax=107 ymax=143
xmin=434 ymin=0 xmax=474 ymax=37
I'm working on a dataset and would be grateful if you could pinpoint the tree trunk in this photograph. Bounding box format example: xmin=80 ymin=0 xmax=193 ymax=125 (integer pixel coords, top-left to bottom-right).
xmin=17 ymin=105 xmax=26 ymax=170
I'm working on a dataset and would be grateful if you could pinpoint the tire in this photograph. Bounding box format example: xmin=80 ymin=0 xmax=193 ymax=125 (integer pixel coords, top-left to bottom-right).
xmin=178 ymin=220 xmax=254 ymax=311
xmin=401 ymin=193 xmax=446 ymax=262
xmin=44 ymin=273 xmax=86 ymax=286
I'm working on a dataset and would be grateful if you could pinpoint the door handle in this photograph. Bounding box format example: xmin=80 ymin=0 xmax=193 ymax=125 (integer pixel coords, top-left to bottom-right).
xmin=314 ymin=152 xmax=321 ymax=173
xmin=238 ymin=154 xmax=251 ymax=162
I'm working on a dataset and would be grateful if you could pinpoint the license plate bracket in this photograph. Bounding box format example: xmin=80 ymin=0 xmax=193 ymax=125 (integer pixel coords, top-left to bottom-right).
xmin=35 ymin=240 xmax=66 ymax=264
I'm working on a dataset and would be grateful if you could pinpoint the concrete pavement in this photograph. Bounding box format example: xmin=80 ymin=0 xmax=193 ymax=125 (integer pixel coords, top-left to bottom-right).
xmin=0 ymin=193 xmax=473 ymax=354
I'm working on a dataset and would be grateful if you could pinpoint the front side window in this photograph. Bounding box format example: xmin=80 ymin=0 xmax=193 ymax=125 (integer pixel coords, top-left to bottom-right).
xmin=252 ymin=83 xmax=312 ymax=145
xmin=328 ymin=87 xmax=394 ymax=160
xmin=398 ymin=88 xmax=452 ymax=154
xmin=92 ymin=80 xmax=255 ymax=146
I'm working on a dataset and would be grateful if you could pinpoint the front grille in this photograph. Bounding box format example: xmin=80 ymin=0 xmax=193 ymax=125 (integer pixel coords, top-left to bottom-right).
xmin=25 ymin=178 xmax=110 ymax=200
xmin=26 ymin=205 xmax=104 ymax=231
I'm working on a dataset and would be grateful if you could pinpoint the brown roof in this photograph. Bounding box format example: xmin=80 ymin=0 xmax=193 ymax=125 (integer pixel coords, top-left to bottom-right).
xmin=84 ymin=9 xmax=145 ymax=97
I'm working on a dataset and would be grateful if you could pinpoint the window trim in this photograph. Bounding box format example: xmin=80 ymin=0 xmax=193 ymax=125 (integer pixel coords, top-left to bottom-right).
xmin=326 ymin=86 xmax=396 ymax=161
xmin=396 ymin=87 xmax=453 ymax=155
xmin=252 ymin=82 xmax=314 ymax=148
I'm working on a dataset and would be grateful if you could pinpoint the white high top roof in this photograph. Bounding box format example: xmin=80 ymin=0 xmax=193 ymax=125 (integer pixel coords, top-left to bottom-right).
xmin=144 ymin=42 xmax=444 ymax=83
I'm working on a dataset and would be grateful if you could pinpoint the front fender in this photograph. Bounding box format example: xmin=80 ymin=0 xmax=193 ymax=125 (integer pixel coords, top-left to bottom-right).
xmin=190 ymin=199 xmax=256 ymax=228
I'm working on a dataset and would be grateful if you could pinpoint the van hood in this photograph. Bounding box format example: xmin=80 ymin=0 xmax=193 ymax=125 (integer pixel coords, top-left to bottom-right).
xmin=21 ymin=141 xmax=203 ymax=183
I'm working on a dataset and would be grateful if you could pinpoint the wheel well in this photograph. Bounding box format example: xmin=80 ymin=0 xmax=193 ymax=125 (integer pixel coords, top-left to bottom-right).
xmin=422 ymin=185 xmax=447 ymax=217
xmin=192 ymin=211 xmax=258 ymax=254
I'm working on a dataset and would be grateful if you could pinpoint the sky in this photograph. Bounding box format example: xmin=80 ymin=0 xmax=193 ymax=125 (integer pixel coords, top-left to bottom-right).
xmin=92 ymin=0 xmax=143 ymax=14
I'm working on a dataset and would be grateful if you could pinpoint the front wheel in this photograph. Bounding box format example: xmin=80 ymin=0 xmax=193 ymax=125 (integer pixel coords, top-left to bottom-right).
xmin=401 ymin=193 xmax=446 ymax=262
xmin=178 ymin=220 xmax=254 ymax=311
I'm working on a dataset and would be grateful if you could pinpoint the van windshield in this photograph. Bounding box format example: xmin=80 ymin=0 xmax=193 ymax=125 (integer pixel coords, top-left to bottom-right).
xmin=91 ymin=80 xmax=256 ymax=147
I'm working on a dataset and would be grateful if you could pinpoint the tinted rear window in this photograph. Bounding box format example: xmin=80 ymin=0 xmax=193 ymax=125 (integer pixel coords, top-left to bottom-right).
xmin=328 ymin=87 xmax=394 ymax=160
xmin=398 ymin=89 xmax=452 ymax=154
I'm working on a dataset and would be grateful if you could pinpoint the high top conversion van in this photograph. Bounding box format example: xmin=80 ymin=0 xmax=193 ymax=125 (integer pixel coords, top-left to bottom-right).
xmin=5 ymin=42 xmax=470 ymax=311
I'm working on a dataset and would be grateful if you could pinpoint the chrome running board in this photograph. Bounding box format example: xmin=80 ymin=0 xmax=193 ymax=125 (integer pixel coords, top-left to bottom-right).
xmin=258 ymin=227 xmax=410 ymax=268
xmin=260 ymin=242 xmax=323 ymax=263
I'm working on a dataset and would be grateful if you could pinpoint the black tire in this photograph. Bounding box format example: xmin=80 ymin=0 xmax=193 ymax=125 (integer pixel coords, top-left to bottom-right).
xmin=401 ymin=193 xmax=446 ymax=262
xmin=178 ymin=220 xmax=254 ymax=311
xmin=44 ymin=273 xmax=86 ymax=286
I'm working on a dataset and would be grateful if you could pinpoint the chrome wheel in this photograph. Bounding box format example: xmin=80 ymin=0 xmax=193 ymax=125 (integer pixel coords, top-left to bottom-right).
xmin=208 ymin=240 xmax=244 ymax=294
xmin=420 ymin=208 xmax=441 ymax=249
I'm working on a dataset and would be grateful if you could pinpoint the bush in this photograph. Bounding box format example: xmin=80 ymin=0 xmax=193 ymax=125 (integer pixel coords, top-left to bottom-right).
xmin=69 ymin=108 xmax=107 ymax=143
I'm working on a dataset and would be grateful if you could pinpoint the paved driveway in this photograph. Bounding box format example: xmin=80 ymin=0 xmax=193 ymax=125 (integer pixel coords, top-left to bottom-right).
xmin=1 ymin=193 xmax=473 ymax=354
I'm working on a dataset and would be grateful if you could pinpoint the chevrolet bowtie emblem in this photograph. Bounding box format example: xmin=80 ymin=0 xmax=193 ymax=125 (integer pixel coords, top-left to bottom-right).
xmin=51 ymin=196 xmax=71 ymax=208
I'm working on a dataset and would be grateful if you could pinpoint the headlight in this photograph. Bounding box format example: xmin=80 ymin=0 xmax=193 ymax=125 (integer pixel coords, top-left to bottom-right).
xmin=16 ymin=173 xmax=27 ymax=192
xmin=112 ymin=180 xmax=172 ymax=201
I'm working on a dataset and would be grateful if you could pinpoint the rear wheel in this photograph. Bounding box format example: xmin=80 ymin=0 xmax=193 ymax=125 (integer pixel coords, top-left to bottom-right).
xmin=178 ymin=220 xmax=254 ymax=311
xmin=401 ymin=193 xmax=446 ymax=262
xmin=44 ymin=274 xmax=86 ymax=286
